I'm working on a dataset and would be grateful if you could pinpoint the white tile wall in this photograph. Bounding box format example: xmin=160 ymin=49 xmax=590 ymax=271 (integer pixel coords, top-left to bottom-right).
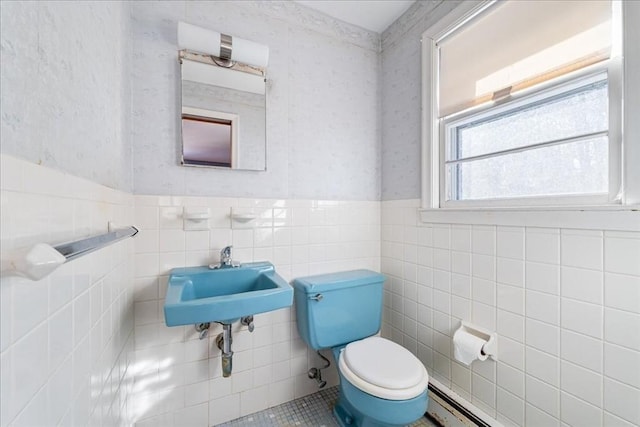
xmin=131 ymin=195 xmax=380 ymax=426
xmin=2 ymin=154 xmax=636 ymax=427
xmin=0 ymin=155 xmax=135 ymax=427
xmin=381 ymin=199 xmax=640 ymax=427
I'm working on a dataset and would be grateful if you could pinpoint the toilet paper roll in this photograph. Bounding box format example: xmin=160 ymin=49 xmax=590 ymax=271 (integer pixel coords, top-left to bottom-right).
xmin=453 ymin=328 xmax=489 ymax=366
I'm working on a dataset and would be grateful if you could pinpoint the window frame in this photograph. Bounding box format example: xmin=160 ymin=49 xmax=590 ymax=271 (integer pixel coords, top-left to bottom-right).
xmin=420 ymin=0 xmax=638 ymax=224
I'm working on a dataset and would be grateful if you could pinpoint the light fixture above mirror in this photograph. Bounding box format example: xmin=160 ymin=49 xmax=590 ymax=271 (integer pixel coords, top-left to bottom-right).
xmin=178 ymin=21 xmax=269 ymax=70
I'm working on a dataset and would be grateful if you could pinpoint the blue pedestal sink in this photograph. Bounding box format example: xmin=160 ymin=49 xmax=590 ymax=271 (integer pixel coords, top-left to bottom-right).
xmin=164 ymin=261 xmax=293 ymax=326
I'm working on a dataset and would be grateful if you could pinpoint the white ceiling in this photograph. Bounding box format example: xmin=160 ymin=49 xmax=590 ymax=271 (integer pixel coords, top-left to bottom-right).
xmin=295 ymin=0 xmax=416 ymax=33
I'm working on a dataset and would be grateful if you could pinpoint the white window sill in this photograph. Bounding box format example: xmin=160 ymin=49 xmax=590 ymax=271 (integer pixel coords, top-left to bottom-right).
xmin=419 ymin=205 xmax=640 ymax=231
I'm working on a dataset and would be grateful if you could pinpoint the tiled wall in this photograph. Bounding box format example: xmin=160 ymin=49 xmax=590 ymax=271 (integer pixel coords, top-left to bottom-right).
xmin=0 ymin=155 xmax=135 ymax=426
xmin=131 ymin=195 xmax=380 ymax=426
xmin=2 ymin=2 xmax=134 ymax=419
xmin=381 ymin=199 xmax=640 ymax=427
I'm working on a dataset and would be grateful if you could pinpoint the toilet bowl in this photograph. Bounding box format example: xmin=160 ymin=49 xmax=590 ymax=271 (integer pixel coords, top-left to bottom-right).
xmin=293 ymin=270 xmax=429 ymax=427
xmin=332 ymin=336 xmax=429 ymax=426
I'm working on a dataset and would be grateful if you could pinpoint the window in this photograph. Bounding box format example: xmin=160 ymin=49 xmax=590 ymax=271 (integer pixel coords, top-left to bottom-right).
xmin=422 ymin=0 xmax=627 ymax=209
xmin=445 ymin=72 xmax=609 ymax=203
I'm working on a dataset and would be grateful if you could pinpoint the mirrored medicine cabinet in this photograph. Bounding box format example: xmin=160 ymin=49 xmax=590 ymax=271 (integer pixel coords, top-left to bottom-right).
xmin=179 ymin=51 xmax=267 ymax=171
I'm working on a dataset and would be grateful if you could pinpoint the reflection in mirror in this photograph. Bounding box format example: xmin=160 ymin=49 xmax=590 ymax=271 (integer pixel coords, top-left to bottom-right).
xmin=180 ymin=51 xmax=266 ymax=171
xmin=182 ymin=107 xmax=237 ymax=167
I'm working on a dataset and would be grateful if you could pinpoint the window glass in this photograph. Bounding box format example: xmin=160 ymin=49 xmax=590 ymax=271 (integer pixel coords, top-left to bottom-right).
xmin=453 ymin=79 xmax=608 ymax=160
xmin=446 ymin=76 xmax=609 ymax=201
xmin=449 ymin=136 xmax=608 ymax=200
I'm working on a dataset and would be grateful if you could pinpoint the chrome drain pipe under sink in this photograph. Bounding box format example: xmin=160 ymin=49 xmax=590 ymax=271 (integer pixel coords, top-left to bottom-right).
xmin=215 ymin=317 xmax=254 ymax=377
xmin=216 ymin=323 xmax=234 ymax=377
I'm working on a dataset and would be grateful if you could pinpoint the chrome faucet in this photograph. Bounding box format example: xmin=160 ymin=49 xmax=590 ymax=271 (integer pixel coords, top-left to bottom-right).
xmin=220 ymin=245 xmax=233 ymax=266
xmin=210 ymin=245 xmax=240 ymax=269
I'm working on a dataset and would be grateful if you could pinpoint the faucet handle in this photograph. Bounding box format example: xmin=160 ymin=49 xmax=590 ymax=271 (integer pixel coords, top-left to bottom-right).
xmin=220 ymin=245 xmax=233 ymax=264
xmin=241 ymin=316 xmax=254 ymax=332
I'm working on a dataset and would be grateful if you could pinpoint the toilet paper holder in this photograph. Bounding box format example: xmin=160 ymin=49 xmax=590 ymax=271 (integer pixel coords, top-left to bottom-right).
xmin=456 ymin=321 xmax=498 ymax=361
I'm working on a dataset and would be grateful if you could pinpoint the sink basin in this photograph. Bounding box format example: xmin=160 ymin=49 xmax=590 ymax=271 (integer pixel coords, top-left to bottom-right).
xmin=164 ymin=261 xmax=293 ymax=326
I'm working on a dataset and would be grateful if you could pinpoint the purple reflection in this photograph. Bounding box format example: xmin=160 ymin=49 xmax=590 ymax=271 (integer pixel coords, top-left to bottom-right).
xmin=182 ymin=116 xmax=232 ymax=167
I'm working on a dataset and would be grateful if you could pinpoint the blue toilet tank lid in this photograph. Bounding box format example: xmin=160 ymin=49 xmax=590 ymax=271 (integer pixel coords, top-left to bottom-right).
xmin=293 ymin=269 xmax=385 ymax=293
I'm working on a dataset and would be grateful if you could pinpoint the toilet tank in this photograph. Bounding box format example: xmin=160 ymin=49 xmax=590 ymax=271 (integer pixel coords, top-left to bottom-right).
xmin=293 ymin=270 xmax=385 ymax=350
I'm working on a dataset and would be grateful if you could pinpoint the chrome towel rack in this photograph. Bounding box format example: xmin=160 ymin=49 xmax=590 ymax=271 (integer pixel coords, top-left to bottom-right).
xmin=6 ymin=224 xmax=138 ymax=281
xmin=54 ymin=225 xmax=138 ymax=261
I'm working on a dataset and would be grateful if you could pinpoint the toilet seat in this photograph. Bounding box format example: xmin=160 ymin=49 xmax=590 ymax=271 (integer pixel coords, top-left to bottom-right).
xmin=338 ymin=336 xmax=429 ymax=400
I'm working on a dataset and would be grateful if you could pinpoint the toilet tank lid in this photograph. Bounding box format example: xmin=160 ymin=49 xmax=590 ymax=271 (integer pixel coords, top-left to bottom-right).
xmin=293 ymin=270 xmax=385 ymax=293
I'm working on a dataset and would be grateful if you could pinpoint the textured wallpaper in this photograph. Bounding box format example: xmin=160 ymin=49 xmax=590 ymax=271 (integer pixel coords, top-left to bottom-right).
xmin=0 ymin=1 xmax=132 ymax=192
xmin=131 ymin=1 xmax=381 ymax=200
xmin=380 ymin=0 xmax=460 ymax=201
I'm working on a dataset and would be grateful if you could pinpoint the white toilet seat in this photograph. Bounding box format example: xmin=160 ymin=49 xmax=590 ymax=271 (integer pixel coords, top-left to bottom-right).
xmin=338 ymin=336 xmax=429 ymax=401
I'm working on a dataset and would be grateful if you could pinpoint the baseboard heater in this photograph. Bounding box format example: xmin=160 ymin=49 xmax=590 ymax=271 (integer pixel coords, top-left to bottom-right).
xmin=425 ymin=383 xmax=493 ymax=427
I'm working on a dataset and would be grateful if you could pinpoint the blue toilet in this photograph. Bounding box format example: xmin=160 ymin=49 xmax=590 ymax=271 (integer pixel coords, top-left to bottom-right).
xmin=293 ymin=270 xmax=429 ymax=427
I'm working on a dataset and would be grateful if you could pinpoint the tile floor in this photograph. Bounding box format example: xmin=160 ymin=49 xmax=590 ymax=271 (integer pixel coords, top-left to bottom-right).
xmin=216 ymin=386 xmax=438 ymax=426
